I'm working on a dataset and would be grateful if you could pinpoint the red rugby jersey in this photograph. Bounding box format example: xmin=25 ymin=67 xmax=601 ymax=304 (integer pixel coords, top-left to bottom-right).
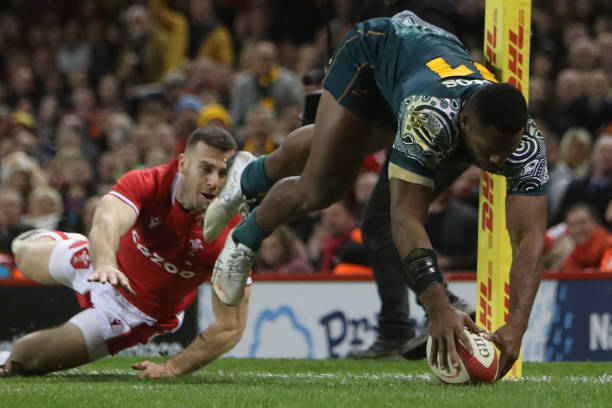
xmin=109 ymin=159 xmax=240 ymax=320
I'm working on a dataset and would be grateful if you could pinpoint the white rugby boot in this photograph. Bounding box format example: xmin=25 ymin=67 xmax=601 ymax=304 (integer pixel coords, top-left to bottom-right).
xmin=203 ymin=151 xmax=257 ymax=243
xmin=11 ymin=229 xmax=87 ymax=253
xmin=211 ymin=229 xmax=256 ymax=306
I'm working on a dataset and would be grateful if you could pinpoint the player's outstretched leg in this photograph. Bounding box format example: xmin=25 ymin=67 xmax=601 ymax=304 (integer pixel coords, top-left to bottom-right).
xmin=211 ymin=91 xmax=388 ymax=306
xmin=4 ymin=230 xmax=94 ymax=375
xmin=204 ymin=125 xmax=315 ymax=243
xmin=11 ymin=229 xmax=87 ymax=284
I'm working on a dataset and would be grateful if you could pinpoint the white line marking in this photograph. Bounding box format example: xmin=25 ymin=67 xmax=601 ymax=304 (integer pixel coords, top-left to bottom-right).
xmin=47 ymin=370 xmax=612 ymax=383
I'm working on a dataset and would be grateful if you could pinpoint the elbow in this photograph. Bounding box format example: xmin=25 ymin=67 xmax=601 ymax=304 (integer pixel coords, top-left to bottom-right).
xmin=225 ymin=321 xmax=244 ymax=349
xmin=214 ymin=318 xmax=244 ymax=350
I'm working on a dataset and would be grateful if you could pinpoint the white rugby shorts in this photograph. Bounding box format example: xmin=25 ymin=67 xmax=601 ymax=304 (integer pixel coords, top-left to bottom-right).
xmin=47 ymin=237 xmax=183 ymax=360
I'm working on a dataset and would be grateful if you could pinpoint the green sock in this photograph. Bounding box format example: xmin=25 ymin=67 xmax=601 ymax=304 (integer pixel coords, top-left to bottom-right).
xmin=241 ymin=157 xmax=274 ymax=199
xmin=232 ymin=208 xmax=271 ymax=251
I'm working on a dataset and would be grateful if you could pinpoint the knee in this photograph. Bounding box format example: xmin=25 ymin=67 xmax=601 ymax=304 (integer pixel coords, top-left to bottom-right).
xmin=297 ymin=182 xmax=343 ymax=214
xmin=12 ymin=242 xmax=31 ymax=271
xmin=9 ymin=337 xmax=42 ymax=375
xmin=224 ymin=319 xmax=244 ymax=347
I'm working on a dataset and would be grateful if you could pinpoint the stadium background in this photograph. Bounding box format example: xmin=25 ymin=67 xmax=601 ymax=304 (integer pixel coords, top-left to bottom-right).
xmin=0 ymin=0 xmax=611 ymax=363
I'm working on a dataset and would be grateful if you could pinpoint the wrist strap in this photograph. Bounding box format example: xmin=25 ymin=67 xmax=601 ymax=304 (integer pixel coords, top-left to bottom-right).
xmin=401 ymin=248 xmax=444 ymax=296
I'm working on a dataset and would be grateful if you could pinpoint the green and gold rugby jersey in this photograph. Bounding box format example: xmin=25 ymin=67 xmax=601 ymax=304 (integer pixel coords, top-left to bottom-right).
xmin=324 ymin=11 xmax=548 ymax=196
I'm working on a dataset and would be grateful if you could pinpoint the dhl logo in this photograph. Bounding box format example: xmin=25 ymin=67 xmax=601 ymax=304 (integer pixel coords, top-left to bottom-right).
xmin=481 ymin=172 xmax=494 ymax=236
xmin=479 ymin=261 xmax=494 ymax=331
xmin=479 ymin=172 xmax=496 ymax=331
xmin=507 ymin=9 xmax=527 ymax=91
xmin=485 ymin=8 xmax=498 ymax=70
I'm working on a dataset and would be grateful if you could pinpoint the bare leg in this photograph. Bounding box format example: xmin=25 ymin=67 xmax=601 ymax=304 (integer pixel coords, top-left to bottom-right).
xmin=264 ymin=125 xmax=314 ymax=181
xmin=255 ymin=90 xmax=394 ymax=231
xmin=7 ymin=322 xmax=91 ymax=375
xmin=13 ymin=238 xmax=60 ymax=285
xmin=7 ymin=235 xmax=95 ymax=375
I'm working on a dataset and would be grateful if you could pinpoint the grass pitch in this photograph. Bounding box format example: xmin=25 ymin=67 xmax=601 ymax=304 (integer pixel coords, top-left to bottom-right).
xmin=1 ymin=357 xmax=610 ymax=407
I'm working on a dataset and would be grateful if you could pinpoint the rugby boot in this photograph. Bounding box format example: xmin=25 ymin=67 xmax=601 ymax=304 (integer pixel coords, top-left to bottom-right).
xmin=211 ymin=229 xmax=256 ymax=306
xmin=203 ymin=151 xmax=256 ymax=242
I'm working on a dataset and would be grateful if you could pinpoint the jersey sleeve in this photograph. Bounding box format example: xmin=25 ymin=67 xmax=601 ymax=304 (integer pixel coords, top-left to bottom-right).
xmin=109 ymin=168 xmax=157 ymax=214
xmin=389 ymin=95 xmax=461 ymax=188
xmin=502 ymin=117 xmax=549 ymax=195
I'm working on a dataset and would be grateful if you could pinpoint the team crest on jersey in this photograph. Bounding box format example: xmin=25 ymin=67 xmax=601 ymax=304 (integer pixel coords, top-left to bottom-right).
xmin=395 ymin=95 xmax=460 ymax=170
xmin=71 ymin=247 xmax=90 ymax=269
xmin=190 ymin=238 xmax=204 ymax=251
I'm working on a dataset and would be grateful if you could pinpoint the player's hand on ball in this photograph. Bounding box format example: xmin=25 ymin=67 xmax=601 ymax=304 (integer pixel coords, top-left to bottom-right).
xmin=88 ymin=265 xmax=135 ymax=295
xmin=428 ymin=304 xmax=483 ymax=371
xmin=131 ymin=360 xmax=177 ymax=378
xmin=484 ymin=323 xmax=524 ymax=378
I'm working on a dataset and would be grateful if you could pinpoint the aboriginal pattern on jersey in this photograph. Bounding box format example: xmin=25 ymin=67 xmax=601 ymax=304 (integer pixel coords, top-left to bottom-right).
xmin=394 ymin=95 xmax=461 ymax=171
xmin=502 ymin=117 xmax=549 ymax=194
xmin=393 ymin=96 xmax=549 ymax=195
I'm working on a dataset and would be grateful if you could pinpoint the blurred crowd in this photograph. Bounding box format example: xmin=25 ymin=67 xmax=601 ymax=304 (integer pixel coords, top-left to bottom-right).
xmin=0 ymin=0 xmax=611 ymax=278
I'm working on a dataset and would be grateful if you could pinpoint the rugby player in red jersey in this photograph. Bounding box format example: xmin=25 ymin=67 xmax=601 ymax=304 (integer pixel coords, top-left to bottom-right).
xmin=1 ymin=126 xmax=248 ymax=378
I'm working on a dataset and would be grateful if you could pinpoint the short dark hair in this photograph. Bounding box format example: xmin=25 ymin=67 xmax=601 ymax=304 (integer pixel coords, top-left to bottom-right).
xmin=565 ymin=202 xmax=602 ymax=224
xmin=186 ymin=125 xmax=237 ymax=152
xmin=468 ymin=83 xmax=528 ymax=134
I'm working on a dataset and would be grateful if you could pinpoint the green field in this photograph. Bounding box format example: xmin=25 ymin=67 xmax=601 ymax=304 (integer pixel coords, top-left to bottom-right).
xmin=1 ymin=357 xmax=611 ymax=407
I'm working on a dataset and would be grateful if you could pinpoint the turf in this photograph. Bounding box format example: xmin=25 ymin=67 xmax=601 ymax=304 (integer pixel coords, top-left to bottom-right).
xmin=1 ymin=357 xmax=611 ymax=408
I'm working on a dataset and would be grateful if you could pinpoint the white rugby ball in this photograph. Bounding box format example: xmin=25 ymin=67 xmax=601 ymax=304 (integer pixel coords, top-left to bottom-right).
xmin=426 ymin=328 xmax=499 ymax=385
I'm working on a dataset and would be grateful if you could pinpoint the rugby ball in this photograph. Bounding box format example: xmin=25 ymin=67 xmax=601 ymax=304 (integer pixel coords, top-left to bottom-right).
xmin=426 ymin=328 xmax=499 ymax=385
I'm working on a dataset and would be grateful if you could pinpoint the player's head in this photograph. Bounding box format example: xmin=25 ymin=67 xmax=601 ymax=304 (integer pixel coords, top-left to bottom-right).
xmin=565 ymin=203 xmax=602 ymax=244
xmin=461 ymin=83 xmax=527 ymax=172
xmin=178 ymin=125 xmax=237 ymax=213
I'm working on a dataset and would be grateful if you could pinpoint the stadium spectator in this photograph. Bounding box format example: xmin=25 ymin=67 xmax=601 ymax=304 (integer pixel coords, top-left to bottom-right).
xmin=547 ymin=127 xmax=593 ymax=223
xmin=351 ymin=170 xmax=379 ymax=218
xmin=173 ymin=94 xmax=204 ymax=155
xmin=239 ymin=107 xmax=279 ymax=156
xmin=116 ymin=4 xmax=168 ymax=86
xmin=598 ymin=32 xmax=612 ymax=78
xmin=547 ymin=69 xmax=590 ymax=136
xmin=556 ymin=134 xmax=612 ymax=229
xmin=583 ymin=69 xmax=612 ymax=135
xmin=0 ymin=187 xmax=33 ymax=254
xmin=97 ymin=74 xmax=125 ymax=113
xmin=542 ymin=222 xmax=574 ymax=271
xmin=1 ymin=151 xmax=48 ymax=203
xmin=254 ymin=226 xmax=313 ymax=275
xmin=56 ymin=20 xmax=91 ymax=76
xmin=21 ymin=186 xmax=65 ymax=231
xmin=1 ymin=126 xmax=249 ymax=377
xmin=307 ymin=201 xmax=368 ymax=274
xmin=186 ymin=0 xmax=235 ymax=67
xmin=198 ymin=103 xmax=232 ymax=131
xmin=560 ymin=203 xmax=612 ymax=272
xmin=229 ymin=41 xmax=303 ymax=128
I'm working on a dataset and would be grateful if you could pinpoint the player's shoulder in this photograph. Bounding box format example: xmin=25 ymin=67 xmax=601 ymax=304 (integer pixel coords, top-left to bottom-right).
xmin=114 ymin=160 xmax=178 ymax=199
xmin=503 ymin=117 xmax=549 ymax=194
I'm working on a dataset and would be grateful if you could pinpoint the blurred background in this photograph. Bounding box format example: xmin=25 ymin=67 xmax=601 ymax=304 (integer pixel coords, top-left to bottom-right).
xmin=0 ymin=0 xmax=611 ymax=361
xmin=0 ymin=0 xmax=610 ymax=277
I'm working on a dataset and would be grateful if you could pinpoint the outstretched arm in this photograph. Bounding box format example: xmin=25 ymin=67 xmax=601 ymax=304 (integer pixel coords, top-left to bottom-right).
xmin=132 ymin=286 xmax=250 ymax=377
xmin=389 ymin=177 xmax=480 ymax=371
xmin=87 ymin=194 xmax=138 ymax=294
xmin=486 ymin=193 xmax=547 ymax=378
